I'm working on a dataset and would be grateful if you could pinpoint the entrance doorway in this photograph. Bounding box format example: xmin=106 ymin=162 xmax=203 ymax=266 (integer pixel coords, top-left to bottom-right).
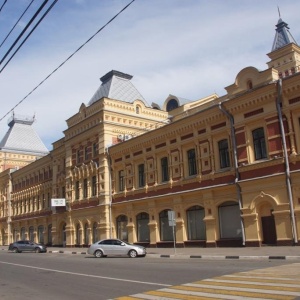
xmin=261 ymin=215 xmax=277 ymax=245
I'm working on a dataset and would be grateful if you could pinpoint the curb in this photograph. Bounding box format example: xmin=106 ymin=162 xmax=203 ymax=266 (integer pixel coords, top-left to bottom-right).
xmin=3 ymin=248 xmax=300 ymax=260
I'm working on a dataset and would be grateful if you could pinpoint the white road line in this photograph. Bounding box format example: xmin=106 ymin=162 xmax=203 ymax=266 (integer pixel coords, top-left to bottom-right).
xmin=0 ymin=261 xmax=171 ymax=287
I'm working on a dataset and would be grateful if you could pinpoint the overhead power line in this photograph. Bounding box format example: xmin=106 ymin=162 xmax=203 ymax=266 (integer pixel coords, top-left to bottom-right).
xmin=0 ymin=0 xmax=35 ymax=49
xmin=0 ymin=0 xmax=49 ymax=66
xmin=0 ymin=0 xmax=8 ymax=14
xmin=0 ymin=0 xmax=58 ymax=74
xmin=0 ymin=0 xmax=136 ymax=123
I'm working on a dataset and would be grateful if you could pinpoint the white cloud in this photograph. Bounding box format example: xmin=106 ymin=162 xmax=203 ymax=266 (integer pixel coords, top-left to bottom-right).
xmin=0 ymin=0 xmax=299 ymax=150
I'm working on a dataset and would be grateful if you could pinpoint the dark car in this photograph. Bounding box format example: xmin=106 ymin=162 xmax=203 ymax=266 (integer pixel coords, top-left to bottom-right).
xmin=8 ymin=240 xmax=47 ymax=253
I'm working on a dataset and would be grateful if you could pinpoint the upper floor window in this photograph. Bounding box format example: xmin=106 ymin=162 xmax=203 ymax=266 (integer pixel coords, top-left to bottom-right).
xmin=161 ymin=157 xmax=169 ymax=182
xmin=187 ymin=149 xmax=197 ymax=176
xmin=91 ymin=176 xmax=97 ymax=197
xmin=247 ymin=80 xmax=253 ymax=90
xmin=76 ymin=149 xmax=81 ymax=164
xmin=252 ymin=127 xmax=267 ymax=160
xmin=93 ymin=143 xmax=98 ymax=157
xmin=83 ymin=179 xmax=88 ymax=198
xmin=119 ymin=170 xmax=125 ymax=191
xmin=84 ymin=146 xmax=89 ymax=161
xmin=75 ymin=181 xmax=80 ymax=200
xmin=218 ymin=139 xmax=230 ymax=169
xmin=136 ymin=105 xmax=141 ymax=114
xmin=138 ymin=164 xmax=145 ymax=188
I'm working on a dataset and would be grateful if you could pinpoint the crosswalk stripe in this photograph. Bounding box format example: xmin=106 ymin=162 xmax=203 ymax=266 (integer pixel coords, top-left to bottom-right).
xmin=113 ymin=263 xmax=300 ymax=300
xmin=199 ymin=278 xmax=300 ymax=289
xmin=170 ymin=284 xmax=298 ymax=298
xmin=184 ymin=282 xmax=300 ymax=296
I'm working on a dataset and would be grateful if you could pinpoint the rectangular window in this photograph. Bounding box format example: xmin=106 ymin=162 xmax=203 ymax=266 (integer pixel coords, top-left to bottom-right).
xmin=161 ymin=157 xmax=169 ymax=182
xmin=138 ymin=164 xmax=145 ymax=188
xmin=252 ymin=128 xmax=267 ymax=160
xmin=187 ymin=149 xmax=197 ymax=176
xmin=62 ymin=186 xmax=66 ymax=198
xmin=93 ymin=143 xmax=98 ymax=157
xmin=76 ymin=149 xmax=81 ymax=164
xmin=218 ymin=139 xmax=230 ymax=169
xmin=75 ymin=181 xmax=80 ymax=200
xmin=119 ymin=170 xmax=125 ymax=191
xmin=84 ymin=146 xmax=89 ymax=161
xmin=83 ymin=179 xmax=88 ymax=198
xmin=92 ymin=175 xmax=97 ymax=196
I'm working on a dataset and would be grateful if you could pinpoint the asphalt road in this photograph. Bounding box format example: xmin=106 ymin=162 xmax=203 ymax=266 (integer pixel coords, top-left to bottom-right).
xmin=0 ymin=251 xmax=299 ymax=300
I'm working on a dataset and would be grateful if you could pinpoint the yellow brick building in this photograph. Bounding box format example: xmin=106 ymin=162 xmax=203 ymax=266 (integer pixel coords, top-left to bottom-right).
xmin=1 ymin=17 xmax=300 ymax=248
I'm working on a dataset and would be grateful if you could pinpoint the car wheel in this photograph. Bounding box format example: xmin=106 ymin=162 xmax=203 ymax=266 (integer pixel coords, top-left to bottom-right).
xmin=12 ymin=247 xmax=19 ymax=253
xmin=94 ymin=250 xmax=103 ymax=258
xmin=35 ymin=248 xmax=41 ymax=253
xmin=128 ymin=250 xmax=137 ymax=258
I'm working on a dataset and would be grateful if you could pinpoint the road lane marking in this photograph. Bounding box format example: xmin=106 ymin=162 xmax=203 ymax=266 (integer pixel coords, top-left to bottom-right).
xmin=0 ymin=260 xmax=171 ymax=287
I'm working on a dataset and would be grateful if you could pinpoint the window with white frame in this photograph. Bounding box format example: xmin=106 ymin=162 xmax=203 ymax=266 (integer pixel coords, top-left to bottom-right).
xmin=252 ymin=127 xmax=267 ymax=160
xmin=218 ymin=139 xmax=230 ymax=169
xmin=187 ymin=149 xmax=197 ymax=176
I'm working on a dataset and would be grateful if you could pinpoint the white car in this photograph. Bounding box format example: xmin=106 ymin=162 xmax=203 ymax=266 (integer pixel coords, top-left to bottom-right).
xmin=87 ymin=239 xmax=146 ymax=258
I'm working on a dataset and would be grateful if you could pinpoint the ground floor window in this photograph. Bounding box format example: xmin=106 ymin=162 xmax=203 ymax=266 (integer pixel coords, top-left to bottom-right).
xmin=117 ymin=215 xmax=128 ymax=241
xmin=21 ymin=227 xmax=25 ymax=240
xmin=219 ymin=201 xmax=242 ymax=239
xmin=92 ymin=222 xmax=98 ymax=243
xmin=29 ymin=226 xmax=34 ymax=241
xmin=76 ymin=224 xmax=81 ymax=245
xmin=187 ymin=205 xmax=206 ymax=240
xmin=48 ymin=224 xmax=52 ymax=245
xmin=136 ymin=212 xmax=150 ymax=242
xmin=159 ymin=209 xmax=174 ymax=241
xmin=38 ymin=225 xmax=44 ymax=244
xmin=84 ymin=223 xmax=89 ymax=245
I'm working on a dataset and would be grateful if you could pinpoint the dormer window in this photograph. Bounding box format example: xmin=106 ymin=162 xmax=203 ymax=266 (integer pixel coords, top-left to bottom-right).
xmin=247 ymin=80 xmax=253 ymax=90
xmin=136 ymin=105 xmax=141 ymax=114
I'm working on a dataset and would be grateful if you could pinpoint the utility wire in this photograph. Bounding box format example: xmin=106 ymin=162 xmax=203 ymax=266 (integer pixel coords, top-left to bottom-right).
xmin=0 ymin=0 xmax=49 ymax=66
xmin=0 ymin=0 xmax=58 ymax=74
xmin=0 ymin=0 xmax=136 ymax=123
xmin=0 ymin=0 xmax=35 ymax=49
xmin=0 ymin=0 xmax=8 ymax=13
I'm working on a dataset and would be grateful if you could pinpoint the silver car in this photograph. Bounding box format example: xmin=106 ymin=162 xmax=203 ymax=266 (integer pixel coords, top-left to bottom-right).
xmin=87 ymin=239 xmax=146 ymax=258
xmin=8 ymin=240 xmax=47 ymax=253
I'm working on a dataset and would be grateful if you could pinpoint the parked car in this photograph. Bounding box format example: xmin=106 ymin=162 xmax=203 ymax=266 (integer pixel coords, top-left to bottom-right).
xmin=87 ymin=239 xmax=146 ymax=258
xmin=8 ymin=240 xmax=47 ymax=253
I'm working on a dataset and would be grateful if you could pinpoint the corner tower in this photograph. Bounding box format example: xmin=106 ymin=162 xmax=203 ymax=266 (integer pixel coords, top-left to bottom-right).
xmin=267 ymin=17 xmax=300 ymax=77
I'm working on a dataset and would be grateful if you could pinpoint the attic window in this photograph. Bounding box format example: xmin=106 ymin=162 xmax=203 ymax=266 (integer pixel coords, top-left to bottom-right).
xmin=136 ymin=105 xmax=141 ymax=114
xmin=166 ymin=99 xmax=178 ymax=112
xmin=247 ymin=80 xmax=253 ymax=90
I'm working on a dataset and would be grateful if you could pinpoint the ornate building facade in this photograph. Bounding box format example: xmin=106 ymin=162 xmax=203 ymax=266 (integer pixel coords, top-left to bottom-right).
xmin=1 ymin=18 xmax=300 ymax=247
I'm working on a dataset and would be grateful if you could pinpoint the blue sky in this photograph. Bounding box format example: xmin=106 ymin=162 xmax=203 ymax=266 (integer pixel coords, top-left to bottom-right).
xmin=0 ymin=0 xmax=299 ymax=150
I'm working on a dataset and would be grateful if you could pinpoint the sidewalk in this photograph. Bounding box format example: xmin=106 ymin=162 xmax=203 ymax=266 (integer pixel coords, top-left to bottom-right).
xmin=2 ymin=245 xmax=300 ymax=260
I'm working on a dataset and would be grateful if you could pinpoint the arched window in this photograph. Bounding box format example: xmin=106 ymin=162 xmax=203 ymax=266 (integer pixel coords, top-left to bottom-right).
xmin=186 ymin=205 xmax=206 ymax=240
xmin=166 ymin=99 xmax=178 ymax=112
xmin=38 ymin=225 xmax=44 ymax=244
xmin=247 ymin=80 xmax=253 ymax=90
xmin=136 ymin=212 xmax=150 ymax=242
xmin=92 ymin=222 xmax=98 ymax=243
xmin=218 ymin=201 xmax=242 ymax=239
xmin=21 ymin=227 xmax=26 ymax=240
xmin=84 ymin=223 xmax=89 ymax=245
xmin=48 ymin=224 xmax=52 ymax=245
xmin=136 ymin=105 xmax=141 ymax=114
xmin=159 ymin=209 xmax=174 ymax=241
xmin=76 ymin=224 xmax=81 ymax=245
xmin=117 ymin=215 xmax=128 ymax=241
xmin=29 ymin=226 xmax=34 ymax=242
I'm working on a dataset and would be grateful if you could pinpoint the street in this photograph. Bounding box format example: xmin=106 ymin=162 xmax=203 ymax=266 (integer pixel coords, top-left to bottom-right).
xmin=0 ymin=251 xmax=300 ymax=299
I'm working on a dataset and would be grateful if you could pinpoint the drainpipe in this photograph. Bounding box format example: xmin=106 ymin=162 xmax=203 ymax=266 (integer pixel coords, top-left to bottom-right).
xmin=276 ymin=79 xmax=298 ymax=244
xmin=105 ymin=147 xmax=113 ymax=239
xmin=219 ymin=102 xmax=246 ymax=246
